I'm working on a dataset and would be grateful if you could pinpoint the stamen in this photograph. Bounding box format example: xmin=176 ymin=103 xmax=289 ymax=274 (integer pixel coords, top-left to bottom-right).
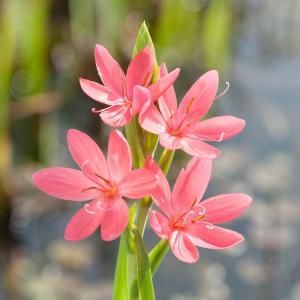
xmin=217 ymin=132 xmax=225 ymax=142
xmin=96 ymin=198 xmax=116 ymax=211
xmin=183 ymin=205 xmax=206 ymax=224
xmin=192 ymin=214 xmax=206 ymax=223
xmin=94 ymin=173 xmax=111 ymax=185
xmin=92 ymin=107 xmax=102 ymax=114
xmin=185 ymin=97 xmax=196 ymax=114
xmin=81 ymin=186 xmax=99 ymax=194
xmin=84 ymin=203 xmax=96 ymax=214
xmin=142 ymin=72 xmax=151 ymax=86
xmin=215 ymin=81 xmax=230 ymax=100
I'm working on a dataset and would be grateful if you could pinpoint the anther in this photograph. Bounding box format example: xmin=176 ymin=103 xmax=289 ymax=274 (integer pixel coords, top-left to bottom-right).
xmin=215 ymin=81 xmax=230 ymax=100
xmin=186 ymin=97 xmax=196 ymax=114
xmin=81 ymin=186 xmax=99 ymax=194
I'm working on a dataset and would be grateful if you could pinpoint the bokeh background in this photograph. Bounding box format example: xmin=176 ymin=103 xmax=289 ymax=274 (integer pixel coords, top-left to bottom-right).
xmin=1 ymin=0 xmax=299 ymax=299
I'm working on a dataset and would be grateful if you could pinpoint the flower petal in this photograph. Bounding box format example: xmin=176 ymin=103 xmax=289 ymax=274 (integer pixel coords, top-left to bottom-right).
xmin=107 ymin=130 xmax=132 ymax=182
xmin=191 ymin=116 xmax=246 ymax=142
xmin=64 ymin=207 xmax=103 ymax=241
xmin=100 ymin=105 xmax=132 ymax=127
xmin=159 ymin=133 xmax=181 ymax=150
xmin=144 ymin=157 xmax=172 ymax=213
xmin=201 ymin=193 xmax=252 ymax=224
xmin=177 ymin=70 xmax=218 ymax=118
xmin=186 ymin=223 xmax=244 ymax=249
xmin=95 ymin=44 xmax=125 ymax=96
xmin=139 ymin=102 xmax=166 ymax=134
xmin=158 ymin=64 xmax=177 ymax=115
xmin=79 ymin=78 xmax=122 ymax=105
xmin=180 ymin=136 xmax=221 ymax=159
xmin=169 ymin=231 xmax=199 ymax=263
xmin=131 ymin=86 xmax=151 ymax=115
xmin=100 ymin=198 xmax=129 ymax=241
xmin=172 ymin=158 xmax=212 ymax=217
xmin=148 ymin=68 xmax=180 ymax=101
xmin=118 ymin=169 xmax=157 ymax=199
xmin=67 ymin=129 xmax=108 ymax=180
xmin=32 ymin=168 xmax=99 ymax=201
xmin=149 ymin=210 xmax=172 ymax=240
xmin=126 ymin=46 xmax=154 ymax=99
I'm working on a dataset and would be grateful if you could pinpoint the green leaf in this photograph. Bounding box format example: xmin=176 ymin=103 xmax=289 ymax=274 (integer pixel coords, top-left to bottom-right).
xmin=112 ymin=235 xmax=129 ymax=300
xmin=131 ymin=239 xmax=169 ymax=297
xmin=113 ymin=205 xmax=137 ymax=300
xmin=125 ymin=116 xmax=145 ymax=169
xmin=133 ymin=21 xmax=159 ymax=81
xmin=158 ymin=149 xmax=175 ymax=175
xmin=149 ymin=239 xmax=170 ymax=276
xmin=132 ymin=21 xmax=155 ymax=58
xmin=131 ymin=225 xmax=156 ymax=300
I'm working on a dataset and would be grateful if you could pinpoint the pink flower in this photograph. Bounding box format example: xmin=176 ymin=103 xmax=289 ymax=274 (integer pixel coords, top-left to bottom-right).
xmin=79 ymin=45 xmax=180 ymax=127
xmin=139 ymin=67 xmax=246 ymax=158
xmin=32 ymin=129 xmax=157 ymax=241
xmin=146 ymin=157 xmax=252 ymax=263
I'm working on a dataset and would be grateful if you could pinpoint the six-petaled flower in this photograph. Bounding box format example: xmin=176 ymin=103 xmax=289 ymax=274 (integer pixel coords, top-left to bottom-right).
xmin=146 ymin=157 xmax=252 ymax=263
xmin=80 ymin=45 xmax=179 ymax=127
xmin=33 ymin=129 xmax=157 ymax=241
xmin=139 ymin=67 xmax=246 ymax=159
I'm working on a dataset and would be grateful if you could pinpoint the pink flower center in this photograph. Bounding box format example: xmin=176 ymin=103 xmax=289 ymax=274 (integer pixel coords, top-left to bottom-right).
xmin=168 ymin=128 xmax=182 ymax=137
xmin=124 ymin=96 xmax=132 ymax=107
xmin=81 ymin=172 xmax=119 ymax=213
xmin=171 ymin=205 xmax=206 ymax=229
xmin=104 ymin=184 xmax=118 ymax=198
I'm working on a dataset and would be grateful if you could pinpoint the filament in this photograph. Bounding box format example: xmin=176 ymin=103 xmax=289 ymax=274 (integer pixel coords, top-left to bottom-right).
xmin=215 ymin=81 xmax=230 ymax=100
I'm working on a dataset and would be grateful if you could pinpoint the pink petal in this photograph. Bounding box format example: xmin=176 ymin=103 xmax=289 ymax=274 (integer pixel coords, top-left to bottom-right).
xmin=191 ymin=116 xmax=246 ymax=142
xmin=67 ymin=129 xmax=108 ymax=180
xmin=186 ymin=223 xmax=244 ymax=249
xmin=169 ymin=231 xmax=199 ymax=263
xmin=148 ymin=68 xmax=180 ymax=101
xmin=100 ymin=198 xmax=129 ymax=241
xmin=64 ymin=207 xmax=103 ymax=241
xmin=172 ymin=158 xmax=212 ymax=218
xmin=107 ymin=130 xmax=132 ymax=182
xmin=131 ymin=86 xmax=151 ymax=115
xmin=95 ymin=44 xmax=125 ymax=96
xmin=159 ymin=133 xmax=181 ymax=150
xmin=79 ymin=78 xmax=122 ymax=105
xmin=139 ymin=102 xmax=166 ymax=134
xmin=158 ymin=64 xmax=177 ymax=116
xmin=149 ymin=210 xmax=172 ymax=240
xmin=180 ymin=136 xmax=221 ymax=159
xmin=100 ymin=104 xmax=132 ymax=127
xmin=144 ymin=157 xmax=172 ymax=213
xmin=125 ymin=46 xmax=154 ymax=99
xmin=177 ymin=70 xmax=219 ymax=118
xmin=118 ymin=169 xmax=157 ymax=199
xmin=201 ymin=193 xmax=252 ymax=224
xmin=32 ymin=168 xmax=99 ymax=201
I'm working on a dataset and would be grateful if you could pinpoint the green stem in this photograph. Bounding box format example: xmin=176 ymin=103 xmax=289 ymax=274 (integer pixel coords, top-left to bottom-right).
xmin=125 ymin=116 xmax=145 ymax=168
xmin=130 ymin=239 xmax=170 ymax=297
xmin=136 ymin=196 xmax=152 ymax=235
xmin=159 ymin=149 xmax=175 ymax=175
xmin=149 ymin=239 xmax=170 ymax=275
xmin=143 ymin=131 xmax=159 ymax=157
xmin=113 ymin=206 xmax=136 ymax=300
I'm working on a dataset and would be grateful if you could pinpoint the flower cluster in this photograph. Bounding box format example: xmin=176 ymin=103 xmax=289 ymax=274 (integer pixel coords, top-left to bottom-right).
xmin=33 ymin=41 xmax=252 ymax=264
